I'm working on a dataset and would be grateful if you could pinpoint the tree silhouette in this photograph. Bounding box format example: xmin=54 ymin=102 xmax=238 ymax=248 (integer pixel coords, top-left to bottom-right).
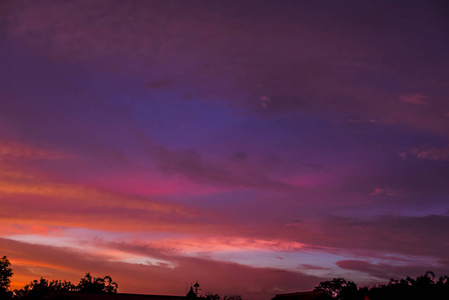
xmin=199 ymin=293 xmax=221 ymax=300
xmin=14 ymin=277 xmax=76 ymax=299
xmin=198 ymin=292 xmax=242 ymax=300
xmin=4 ymin=252 xmax=448 ymax=300
xmin=13 ymin=273 xmax=117 ymax=299
xmin=313 ymin=272 xmax=449 ymax=300
xmin=77 ymin=272 xmax=118 ymax=294
xmin=0 ymin=256 xmax=13 ymax=291
xmin=314 ymin=278 xmax=358 ymax=299
xmin=223 ymin=295 xmax=242 ymax=300
xmin=0 ymin=256 xmax=13 ymax=299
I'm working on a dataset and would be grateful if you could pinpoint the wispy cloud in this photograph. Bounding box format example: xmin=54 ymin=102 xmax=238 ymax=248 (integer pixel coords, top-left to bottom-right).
xmin=0 ymin=140 xmax=67 ymax=161
xmin=410 ymin=146 xmax=449 ymax=161
xmin=369 ymin=187 xmax=403 ymax=197
xmin=399 ymin=94 xmax=430 ymax=105
xmin=336 ymin=259 xmax=446 ymax=282
xmin=153 ymin=146 xmax=299 ymax=192
xmin=0 ymin=237 xmax=322 ymax=299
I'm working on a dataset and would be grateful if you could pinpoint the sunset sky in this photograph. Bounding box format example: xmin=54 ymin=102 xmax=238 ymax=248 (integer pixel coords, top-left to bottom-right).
xmin=1 ymin=1 xmax=449 ymax=299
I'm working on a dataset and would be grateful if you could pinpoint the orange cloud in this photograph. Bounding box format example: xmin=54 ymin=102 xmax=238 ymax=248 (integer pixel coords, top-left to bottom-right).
xmin=0 ymin=141 xmax=66 ymax=161
xmin=0 ymin=223 xmax=62 ymax=236
xmin=0 ymin=179 xmax=187 ymax=214
xmin=0 ymin=237 xmax=321 ymax=300
xmin=133 ymin=237 xmax=305 ymax=254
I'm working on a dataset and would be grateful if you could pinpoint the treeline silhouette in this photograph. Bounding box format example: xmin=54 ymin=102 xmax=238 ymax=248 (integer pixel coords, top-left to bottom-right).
xmin=1 ymin=256 xmax=117 ymax=299
xmin=199 ymin=293 xmax=241 ymax=300
xmin=1 ymin=256 xmax=241 ymax=299
xmin=4 ymin=255 xmax=449 ymax=300
xmin=311 ymin=271 xmax=449 ymax=300
xmin=14 ymin=273 xmax=117 ymax=299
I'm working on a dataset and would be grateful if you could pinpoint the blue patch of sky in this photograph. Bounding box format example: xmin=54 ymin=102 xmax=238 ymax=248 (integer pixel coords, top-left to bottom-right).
xmin=131 ymin=97 xmax=373 ymax=164
xmin=131 ymin=92 xmax=236 ymax=151
xmin=165 ymin=189 xmax=262 ymax=207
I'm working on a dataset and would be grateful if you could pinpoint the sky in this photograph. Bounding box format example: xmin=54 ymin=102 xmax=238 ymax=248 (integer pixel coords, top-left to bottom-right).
xmin=0 ymin=0 xmax=449 ymax=299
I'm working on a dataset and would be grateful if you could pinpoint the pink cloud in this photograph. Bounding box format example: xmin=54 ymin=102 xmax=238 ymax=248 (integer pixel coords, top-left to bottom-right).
xmin=0 ymin=140 xmax=71 ymax=182
xmin=409 ymin=146 xmax=449 ymax=161
xmin=0 ymin=142 xmax=205 ymax=234
xmin=317 ymin=215 xmax=449 ymax=260
xmin=152 ymin=146 xmax=298 ymax=192
xmin=399 ymin=93 xmax=429 ymax=105
xmin=84 ymin=170 xmax=226 ymax=197
xmin=0 ymin=224 xmax=63 ymax=237
xmin=369 ymin=187 xmax=403 ymax=197
xmin=336 ymin=259 xmax=447 ymax=282
xmin=131 ymin=237 xmax=305 ymax=254
xmin=0 ymin=238 xmax=322 ymax=300
xmin=0 ymin=140 xmax=66 ymax=161
xmin=299 ymin=264 xmax=331 ymax=270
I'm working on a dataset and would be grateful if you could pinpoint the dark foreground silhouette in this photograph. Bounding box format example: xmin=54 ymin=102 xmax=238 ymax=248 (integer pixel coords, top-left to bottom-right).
xmin=273 ymin=272 xmax=449 ymax=300
xmin=3 ymin=256 xmax=449 ymax=300
xmin=1 ymin=256 xmax=241 ymax=300
xmin=1 ymin=256 xmax=118 ymax=299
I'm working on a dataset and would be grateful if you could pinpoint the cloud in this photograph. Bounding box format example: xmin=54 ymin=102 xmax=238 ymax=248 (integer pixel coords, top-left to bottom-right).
xmin=299 ymin=264 xmax=331 ymax=270
xmin=399 ymin=94 xmax=430 ymax=105
xmin=316 ymin=214 xmax=449 ymax=260
xmin=0 ymin=165 xmax=204 ymax=234
xmin=0 ymin=140 xmax=212 ymax=234
xmin=410 ymin=146 xmax=449 ymax=161
xmin=285 ymin=220 xmax=302 ymax=227
xmin=338 ymin=154 xmax=449 ymax=202
xmin=0 ymin=140 xmax=66 ymax=161
xmin=2 ymin=0 xmax=449 ymax=143
xmin=107 ymin=237 xmax=305 ymax=255
xmin=0 ymin=237 xmax=323 ymax=300
xmin=336 ymin=259 xmax=448 ymax=282
xmin=0 ymin=194 xmax=208 ymax=235
xmin=153 ymin=146 xmax=298 ymax=192
xmin=229 ymin=151 xmax=249 ymax=163
xmin=369 ymin=187 xmax=403 ymax=197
